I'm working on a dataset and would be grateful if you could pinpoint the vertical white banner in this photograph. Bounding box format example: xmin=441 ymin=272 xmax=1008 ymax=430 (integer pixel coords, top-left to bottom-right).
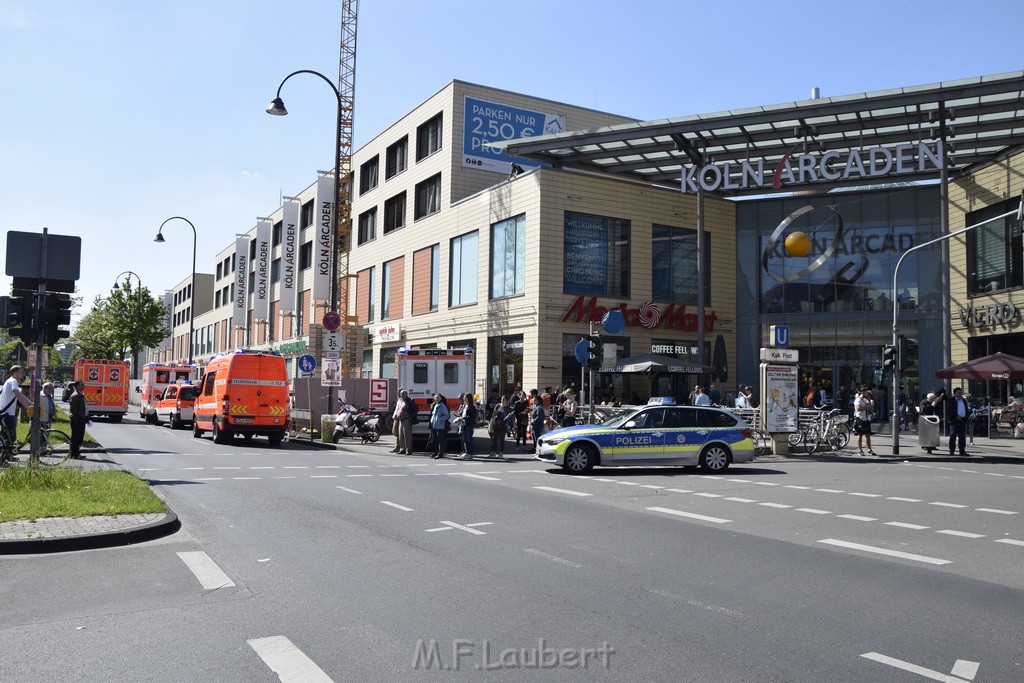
xmin=254 ymin=219 xmax=271 ymax=320
xmin=280 ymin=200 xmax=299 ymax=313
xmin=313 ymin=174 xmax=334 ymax=303
xmin=232 ymin=237 xmax=249 ymax=329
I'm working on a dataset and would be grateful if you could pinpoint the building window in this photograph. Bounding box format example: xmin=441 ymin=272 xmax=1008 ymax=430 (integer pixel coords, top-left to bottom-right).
xmin=416 ymin=112 xmax=443 ymax=161
xmin=412 ymin=244 xmax=440 ymax=314
xmin=652 ymin=224 xmax=711 ymax=306
xmin=491 ymin=214 xmax=526 ymax=299
xmin=357 ymin=266 xmax=376 ymax=323
xmin=359 ymin=156 xmax=379 ymax=195
xmin=216 ymin=262 xmax=222 ymax=280
xmin=414 ymin=173 xmax=441 ymax=220
xmin=379 ymin=347 xmax=396 ymax=379
xmin=299 ymin=241 xmax=312 ymax=270
xmin=271 ymin=258 xmax=280 ymax=284
xmin=384 ymin=192 xmax=406 ymax=234
xmin=358 ymin=207 xmax=377 ymax=245
xmin=563 ymin=211 xmax=630 ymax=298
xmin=967 ymin=198 xmax=1023 ymax=295
xmin=215 ymin=290 xmax=221 ymax=308
xmin=449 ymin=231 xmax=479 ymax=307
xmin=272 ymin=221 xmax=282 ymax=247
xmin=301 ymin=200 xmax=315 ymax=228
xmin=380 ymin=257 xmax=403 ymax=320
xmin=385 ymin=135 xmax=408 ymax=179
xmin=381 ymin=261 xmax=391 ymax=320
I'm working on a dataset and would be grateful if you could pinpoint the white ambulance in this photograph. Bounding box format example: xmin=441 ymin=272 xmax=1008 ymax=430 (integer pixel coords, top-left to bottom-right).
xmin=139 ymin=363 xmax=198 ymax=423
xmin=396 ymin=348 xmax=475 ymax=439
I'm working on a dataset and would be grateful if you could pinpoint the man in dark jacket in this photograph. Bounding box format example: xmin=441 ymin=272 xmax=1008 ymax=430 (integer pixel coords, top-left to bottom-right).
xmin=946 ymin=387 xmax=970 ymax=457
xmin=69 ymin=380 xmax=88 ymax=460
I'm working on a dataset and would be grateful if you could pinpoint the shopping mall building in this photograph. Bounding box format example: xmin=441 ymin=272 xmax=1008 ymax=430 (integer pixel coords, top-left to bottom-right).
xmin=147 ymin=72 xmax=1024 ymax=407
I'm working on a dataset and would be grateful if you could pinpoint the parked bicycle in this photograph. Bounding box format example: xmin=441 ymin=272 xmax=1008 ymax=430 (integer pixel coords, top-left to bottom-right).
xmin=803 ymin=409 xmax=851 ymax=453
xmin=0 ymin=422 xmax=73 ymax=467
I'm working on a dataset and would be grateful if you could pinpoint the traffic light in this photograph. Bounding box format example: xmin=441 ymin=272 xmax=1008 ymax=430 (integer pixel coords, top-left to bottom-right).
xmin=41 ymin=293 xmax=72 ymax=345
xmin=585 ymin=334 xmax=601 ymax=370
xmin=882 ymin=344 xmax=896 ymax=372
xmin=898 ymin=335 xmax=912 ymax=371
xmin=0 ymin=295 xmax=34 ymax=346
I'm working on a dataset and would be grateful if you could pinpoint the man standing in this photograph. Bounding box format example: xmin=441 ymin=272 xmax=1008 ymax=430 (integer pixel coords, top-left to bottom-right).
xmin=0 ymin=365 xmax=33 ymax=438
xmin=708 ymin=384 xmax=721 ymax=406
xmin=693 ymin=386 xmax=712 ymax=407
xmin=69 ymin=379 xmax=88 ymax=460
xmin=946 ymin=387 xmax=970 ymax=457
xmin=391 ymin=388 xmax=414 ymax=455
xmin=38 ymin=382 xmax=56 ymax=429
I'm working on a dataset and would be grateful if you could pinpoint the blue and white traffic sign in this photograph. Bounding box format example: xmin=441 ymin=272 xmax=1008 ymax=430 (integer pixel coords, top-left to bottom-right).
xmin=770 ymin=325 xmax=790 ymax=348
xmin=297 ymin=354 xmax=317 ymax=373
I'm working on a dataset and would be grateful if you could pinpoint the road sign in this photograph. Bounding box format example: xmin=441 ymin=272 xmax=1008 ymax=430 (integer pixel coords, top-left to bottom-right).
xmin=769 ymin=325 xmax=790 ymax=347
xmin=369 ymin=379 xmax=389 ymax=411
xmin=574 ymin=338 xmax=589 ymax=364
xmin=322 ymin=311 xmax=341 ymax=331
xmin=760 ymin=347 xmax=799 ymax=363
xmin=323 ymin=331 xmax=342 ymax=354
xmin=297 ymin=354 xmax=317 ymax=373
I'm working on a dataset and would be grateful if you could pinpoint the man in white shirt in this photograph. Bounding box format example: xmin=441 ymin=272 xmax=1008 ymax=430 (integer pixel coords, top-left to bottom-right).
xmin=693 ymin=386 xmax=712 ymax=407
xmin=0 ymin=365 xmax=33 ymax=437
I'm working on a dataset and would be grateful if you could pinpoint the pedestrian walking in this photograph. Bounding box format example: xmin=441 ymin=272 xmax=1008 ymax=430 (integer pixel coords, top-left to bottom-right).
xmin=0 ymin=365 xmax=32 ymax=438
xmin=427 ymin=393 xmax=450 ymax=459
xmin=455 ymin=392 xmax=478 ymax=460
xmin=946 ymin=387 xmax=971 ymax=457
xmin=854 ymin=386 xmax=876 ymax=456
xmin=69 ymin=380 xmax=88 ymax=460
xmin=488 ymin=395 xmax=511 ymax=458
xmin=513 ymin=391 xmax=529 ymax=449
xmin=391 ymin=388 xmax=415 ymax=455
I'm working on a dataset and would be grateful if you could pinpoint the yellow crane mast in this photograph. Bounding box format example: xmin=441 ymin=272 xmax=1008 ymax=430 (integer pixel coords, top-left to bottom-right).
xmin=336 ymin=0 xmax=358 ymax=377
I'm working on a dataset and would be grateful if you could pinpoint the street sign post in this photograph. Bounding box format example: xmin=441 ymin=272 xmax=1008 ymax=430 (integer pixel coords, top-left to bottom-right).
xmin=322 ymin=312 xmax=341 ymax=331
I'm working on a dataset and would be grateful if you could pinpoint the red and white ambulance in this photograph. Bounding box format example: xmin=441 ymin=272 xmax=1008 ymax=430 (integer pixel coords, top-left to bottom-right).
xmin=139 ymin=363 xmax=199 ymax=423
xmin=74 ymin=359 xmax=131 ymax=422
xmin=396 ymin=348 xmax=475 ymax=439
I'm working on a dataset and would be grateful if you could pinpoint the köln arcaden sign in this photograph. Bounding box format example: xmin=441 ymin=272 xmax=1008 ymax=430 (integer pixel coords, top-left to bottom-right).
xmin=681 ymin=141 xmax=944 ymax=193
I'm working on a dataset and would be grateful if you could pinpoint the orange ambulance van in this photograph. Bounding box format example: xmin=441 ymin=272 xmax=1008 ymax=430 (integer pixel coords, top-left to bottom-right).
xmin=192 ymin=350 xmax=289 ymax=446
xmin=73 ymin=359 xmax=131 ymax=422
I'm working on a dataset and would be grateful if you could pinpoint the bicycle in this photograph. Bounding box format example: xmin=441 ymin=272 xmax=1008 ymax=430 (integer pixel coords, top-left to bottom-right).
xmin=804 ymin=409 xmax=851 ymax=453
xmin=0 ymin=422 xmax=74 ymax=467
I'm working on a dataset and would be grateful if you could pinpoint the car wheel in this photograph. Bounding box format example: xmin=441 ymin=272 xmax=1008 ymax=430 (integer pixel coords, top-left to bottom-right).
xmin=562 ymin=443 xmax=595 ymax=474
xmin=146 ymin=412 xmax=158 ymax=425
xmin=699 ymin=444 xmax=731 ymax=472
xmin=243 ymin=433 xmax=253 ymax=441
xmin=212 ymin=421 xmax=231 ymax=445
xmin=193 ymin=421 xmax=203 ymax=438
xmin=267 ymin=432 xmax=284 ymax=447
xmin=170 ymin=413 xmax=182 ymax=430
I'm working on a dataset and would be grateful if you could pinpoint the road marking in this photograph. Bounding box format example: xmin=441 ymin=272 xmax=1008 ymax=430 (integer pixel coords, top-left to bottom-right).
xmin=336 ymin=486 xmax=362 ymax=494
xmin=666 ymin=488 xmax=693 ymax=493
xmin=248 ymin=635 xmax=333 ymax=683
xmin=703 ymin=476 xmax=723 ymax=479
xmin=381 ymin=501 xmax=413 ymax=512
xmin=250 ymin=466 xmax=275 ymax=470
xmin=315 ymin=465 xmax=341 ymax=469
xmin=849 ymin=492 xmax=881 ymax=497
xmin=274 ymin=476 xmax=296 ymax=479
xmin=346 ymin=474 xmax=373 ymax=478
xmin=196 ymin=477 xmax=223 ymax=481
xmin=976 ymin=508 xmax=1018 ymax=515
xmin=454 ymin=473 xmax=501 ymax=481
xmin=213 ymin=466 xmax=241 ymax=470
xmin=725 ymin=478 xmax=751 ymax=483
xmin=348 ymin=465 xmax=371 ymax=468
xmin=815 ymin=488 xmax=845 ymax=493
xmin=439 ymin=521 xmax=488 ymax=535
xmin=930 ymin=502 xmax=968 ymax=508
xmin=379 ymin=474 xmax=407 ymax=477
xmin=476 ymin=471 xmax=502 ymax=474
xmin=693 ymin=492 xmax=722 ymax=498
xmin=176 ymin=551 xmax=235 ymax=589
xmin=887 ymin=497 xmax=922 ymax=502
xmin=283 ymin=466 xmax=309 ymax=470
xmin=959 ymin=470 xmax=979 ymax=474
xmin=615 ymin=481 xmax=640 ymax=486
xmin=724 ymin=497 xmax=756 ymax=503
xmin=465 ymin=523 xmax=492 ymax=528
xmin=860 ymin=651 xmax=977 ymax=683
xmin=507 ymin=469 xmax=548 ymax=474
xmin=819 ymin=539 xmax=951 ymax=565
xmin=534 ymin=486 xmax=593 ymax=497
xmin=426 ymin=526 xmax=453 ymax=532
xmin=754 ymin=481 xmax=780 ymax=486
xmin=407 ymin=463 xmax=429 ymax=467
xmin=936 ymin=530 xmax=985 ymax=538
xmin=797 ymin=508 xmax=831 ymax=515
xmin=433 ymin=462 xmax=456 ymax=467
xmin=759 ymin=502 xmax=791 ymax=509
xmin=182 ymin=467 xmax=206 ymax=470
xmin=886 ymin=522 xmax=930 ymax=530
xmin=784 ymin=485 xmax=811 ymax=490
xmin=640 ymin=485 xmax=665 ymax=489
xmin=836 ymin=514 xmax=877 ymax=521
xmin=995 ymin=538 xmax=1024 ymax=546
xmin=983 ymin=472 xmax=1005 ymax=477
xmin=137 ymin=468 xmax=164 ymax=472
xmin=591 ymin=478 xmax=617 ymax=482
xmin=233 ymin=477 xmax=262 ymax=480
xmin=646 ymin=507 xmax=731 ymax=524
xmin=414 ymin=473 xmax=441 ymax=476
xmin=310 ymin=475 xmax=338 ymax=479
xmin=525 ymin=548 xmax=582 ymax=569
xmin=937 ymin=466 xmax=957 ymax=470
xmin=951 ymin=659 xmax=980 ymax=680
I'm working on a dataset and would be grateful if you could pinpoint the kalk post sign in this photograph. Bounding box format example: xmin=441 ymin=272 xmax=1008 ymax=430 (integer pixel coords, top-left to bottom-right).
xmin=462 ymin=96 xmax=565 ymax=174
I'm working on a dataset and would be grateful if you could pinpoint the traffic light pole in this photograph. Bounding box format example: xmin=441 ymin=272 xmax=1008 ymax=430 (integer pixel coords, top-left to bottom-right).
xmin=890 ymin=201 xmax=1022 ymax=455
xmin=589 ymin=321 xmax=597 ymax=424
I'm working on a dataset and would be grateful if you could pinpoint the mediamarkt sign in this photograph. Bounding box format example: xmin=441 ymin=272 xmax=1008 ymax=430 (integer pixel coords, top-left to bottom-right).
xmin=682 ymin=141 xmax=944 ymax=193
xmin=561 ymin=296 xmax=717 ymax=332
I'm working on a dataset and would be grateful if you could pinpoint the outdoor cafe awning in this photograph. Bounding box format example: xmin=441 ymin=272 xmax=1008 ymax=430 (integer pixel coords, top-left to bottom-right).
xmin=934 ymin=352 xmax=1024 ymax=381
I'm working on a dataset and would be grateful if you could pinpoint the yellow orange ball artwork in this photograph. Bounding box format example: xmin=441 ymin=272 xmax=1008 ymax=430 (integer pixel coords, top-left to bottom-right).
xmin=784 ymin=231 xmax=812 ymax=257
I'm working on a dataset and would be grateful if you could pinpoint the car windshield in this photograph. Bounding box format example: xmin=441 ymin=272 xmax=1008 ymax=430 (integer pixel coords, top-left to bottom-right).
xmin=600 ymin=407 xmax=643 ymax=428
xmin=179 ymin=387 xmax=200 ymax=400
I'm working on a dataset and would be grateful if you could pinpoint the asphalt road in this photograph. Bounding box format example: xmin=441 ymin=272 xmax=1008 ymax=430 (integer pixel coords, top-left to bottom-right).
xmin=1 ymin=416 xmax=1022 ymax=681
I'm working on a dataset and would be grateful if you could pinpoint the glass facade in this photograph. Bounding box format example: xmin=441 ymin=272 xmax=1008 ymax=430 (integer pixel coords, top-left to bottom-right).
xmin=563 ymin=211 xmax=630 ymax=298
xmin=736 ymin=186 xmax=943 ymax=406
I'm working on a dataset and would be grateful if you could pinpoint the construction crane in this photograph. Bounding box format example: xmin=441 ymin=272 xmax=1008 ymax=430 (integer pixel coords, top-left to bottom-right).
xmin=336 ymin=0 xmax=358 ymax=378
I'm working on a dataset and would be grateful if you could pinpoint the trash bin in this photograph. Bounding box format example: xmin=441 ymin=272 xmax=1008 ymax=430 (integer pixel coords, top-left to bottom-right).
xmin=918 ymin=414 xmax=941 ymax=453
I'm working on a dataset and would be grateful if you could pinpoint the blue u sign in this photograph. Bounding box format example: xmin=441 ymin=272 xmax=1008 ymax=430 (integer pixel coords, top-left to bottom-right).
xmin=770 ymin=325 xmax=790 ymax=348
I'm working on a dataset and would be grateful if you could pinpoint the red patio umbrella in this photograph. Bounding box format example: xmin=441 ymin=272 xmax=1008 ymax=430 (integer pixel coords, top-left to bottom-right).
xmin=934 ymin=352 xmax=1024 ymax=380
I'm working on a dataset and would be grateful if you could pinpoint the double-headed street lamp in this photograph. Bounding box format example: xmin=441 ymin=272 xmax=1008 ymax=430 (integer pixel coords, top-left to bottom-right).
xmin=267 ymin=69 xmax=345 ymax=416
xmin=155 ymin=217 xmax=197 ymax=366
xmin=112 ymin=270 xmax=144 ymax=376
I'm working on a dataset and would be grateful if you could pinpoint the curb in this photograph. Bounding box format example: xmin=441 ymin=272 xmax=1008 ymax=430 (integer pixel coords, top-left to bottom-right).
xmin=0 ymin=510 xmax=181 ymax=555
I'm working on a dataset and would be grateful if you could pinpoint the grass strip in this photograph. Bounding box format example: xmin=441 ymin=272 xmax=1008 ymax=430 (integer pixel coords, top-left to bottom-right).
xmin=0 ymin=466 xmax=166 ymax=523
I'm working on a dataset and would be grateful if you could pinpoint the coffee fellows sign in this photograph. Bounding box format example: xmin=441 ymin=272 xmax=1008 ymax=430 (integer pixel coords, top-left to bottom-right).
xmin=561 ymin=296 xmax=718 ymax=333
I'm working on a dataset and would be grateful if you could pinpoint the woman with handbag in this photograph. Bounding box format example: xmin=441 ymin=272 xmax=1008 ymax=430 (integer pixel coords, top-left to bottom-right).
xmin=854 ymin=386 xmax=877 ymax=456
xmin=428 ymin=393 xmax=450 ymax=459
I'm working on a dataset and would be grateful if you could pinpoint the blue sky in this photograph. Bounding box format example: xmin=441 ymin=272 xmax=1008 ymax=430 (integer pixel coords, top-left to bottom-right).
xmin=1 ymin=0 xmax=1021 ymax=325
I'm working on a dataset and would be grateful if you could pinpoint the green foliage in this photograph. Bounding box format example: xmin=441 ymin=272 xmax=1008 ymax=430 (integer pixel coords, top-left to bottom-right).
xmin=68 ymin=285 xmax=168 ymax=363
xmin=0 ymin=467 xmax=167 ymax=522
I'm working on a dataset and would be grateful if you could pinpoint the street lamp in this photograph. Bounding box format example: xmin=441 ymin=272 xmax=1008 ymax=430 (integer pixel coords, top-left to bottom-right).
xmin=111 ymin=270 xmax=144 ymax=377
xmin=267 ymin=69 xmax=344 ymax=416
xmin=112 ymin=270 xmax=142 ymax=291
xmin=155 ymin=217 xmax=197 ymax=366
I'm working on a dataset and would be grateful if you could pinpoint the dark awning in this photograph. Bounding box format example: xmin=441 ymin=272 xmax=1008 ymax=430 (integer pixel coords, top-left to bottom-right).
xmin=935 ymin=352 xmax=1024 ymax=380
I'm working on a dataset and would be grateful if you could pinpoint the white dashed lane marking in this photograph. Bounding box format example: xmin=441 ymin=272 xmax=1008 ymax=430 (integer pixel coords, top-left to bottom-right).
xmin=976 ymin=508 xmax=1018 ymax=515
xmin=818 ymin=539 xmax=951 ymax=565
xmin=534 ymin=486 xmax=593 ymax=497
xmin=177 ymin=551 xmax=235 ymax=589
xmin=380 ymin=501 xmax=414 ymax=512
xmin=937 ymin=530 xmax=985 ymax=538
xmin=336 ymin=486 xmax=362 ymax=494
xmin=247 ymin=635 xmax=333 ymax=683
xmin=646 ymin=507 xmax=731 ymax=524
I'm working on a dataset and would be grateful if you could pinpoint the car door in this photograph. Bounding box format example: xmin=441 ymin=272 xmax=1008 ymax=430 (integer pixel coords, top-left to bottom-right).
xmin=158 ymin=386 xmax=177 ymax=422
xmin=662 ymin=407 xmax=710 ymax=465
xmin=607 ymin=407 xmax=667 ymax=464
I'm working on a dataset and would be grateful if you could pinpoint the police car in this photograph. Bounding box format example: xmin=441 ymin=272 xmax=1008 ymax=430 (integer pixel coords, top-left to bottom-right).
xmin=536 ymin=402 xmax=755 ymax=474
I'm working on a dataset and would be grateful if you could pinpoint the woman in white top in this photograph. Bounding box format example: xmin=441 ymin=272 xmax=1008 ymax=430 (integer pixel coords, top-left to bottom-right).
xmin=853 ymin=386 xmax=876 ymax=456
xmin=560 ymin=389 xmax=578 ymax=428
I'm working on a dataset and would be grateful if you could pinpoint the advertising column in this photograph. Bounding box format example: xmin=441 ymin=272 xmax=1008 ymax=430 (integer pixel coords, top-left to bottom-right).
xmin=759 ymin=325 xmax=799 ymax=454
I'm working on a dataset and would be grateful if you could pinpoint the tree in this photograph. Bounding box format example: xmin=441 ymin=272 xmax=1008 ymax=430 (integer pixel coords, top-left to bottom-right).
xmin=68 ymin=297 xmax=122 ymax=360
xmin=103 ymin=284 xmax=169 ymax=375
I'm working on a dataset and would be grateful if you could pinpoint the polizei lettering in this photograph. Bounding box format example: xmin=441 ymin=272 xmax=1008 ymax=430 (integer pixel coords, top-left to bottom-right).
xmin=318 ymin=201 xmax=332 ymax=276
xmin=682 ymin=141 xmax=944 ymax=193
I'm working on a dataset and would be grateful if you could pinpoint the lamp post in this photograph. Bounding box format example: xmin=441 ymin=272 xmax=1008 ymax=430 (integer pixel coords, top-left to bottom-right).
xmin=112 ymin=270 xmax=144 ymax=378
xmin=267 ymin=69 xmax=344 ymax=417
xmin=155 ymin=217 xmax=197 ymax=366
